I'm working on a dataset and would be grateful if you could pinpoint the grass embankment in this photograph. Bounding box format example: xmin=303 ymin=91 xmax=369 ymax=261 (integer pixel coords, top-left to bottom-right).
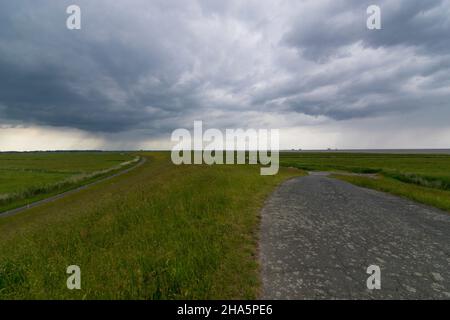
xmin=0 ymin=152 xmax=302 ymax=299
xmin=281 ymin=152 xmax=450 ymax=212
xmin=0 ymin=152 xmax=137 ymax=213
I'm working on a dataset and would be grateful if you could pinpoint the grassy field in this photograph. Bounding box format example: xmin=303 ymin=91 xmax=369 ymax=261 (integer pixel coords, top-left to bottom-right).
xmin=0 ymin=152 xmax=302 ymax=299
xmin=0 ymin=152 xmax=137 ymax=213
xmin=281 ymin=152 xmax=450 ymax=212
xmin=2 ymin=151 xmax=448 ymax=299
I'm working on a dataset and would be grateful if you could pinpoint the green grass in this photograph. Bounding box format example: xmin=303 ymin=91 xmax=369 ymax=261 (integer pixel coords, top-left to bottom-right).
xmin=3 ymin=150 xmax=446 ymax=299
xmin=281 ymin=152 xmax=450 ymax=212
xmin=281 ymin=152 xmax=450 ymax=181
xmin=0 ymin=152 xmax=136 ymax=212
xmin=0 ymin=152 xmax=134 ymax=172
xmin=0 ymin=152 xmax=302 ymax=299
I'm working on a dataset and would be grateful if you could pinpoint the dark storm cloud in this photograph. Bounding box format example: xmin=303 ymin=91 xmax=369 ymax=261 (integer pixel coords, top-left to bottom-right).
xmin=263 ymin=0 xmax=450 ymax=120
xmin=0 ymin=0 xmax=207 ymax=134
xmin=0 ymin=0 xmax=449 ymax=136
xmin=284 ymin=0 xmax=450 ymax=60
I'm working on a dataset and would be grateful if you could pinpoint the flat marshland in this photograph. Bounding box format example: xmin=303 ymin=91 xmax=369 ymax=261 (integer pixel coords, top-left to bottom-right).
xmin=0 ymin=152 xmax=137 ymax=213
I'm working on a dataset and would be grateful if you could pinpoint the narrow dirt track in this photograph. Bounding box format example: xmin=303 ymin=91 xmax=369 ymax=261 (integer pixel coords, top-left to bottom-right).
xmin=260 ymin=173 xmax=450 ymax=299
xmin=0 ymin=156 xmax=146 ymax=218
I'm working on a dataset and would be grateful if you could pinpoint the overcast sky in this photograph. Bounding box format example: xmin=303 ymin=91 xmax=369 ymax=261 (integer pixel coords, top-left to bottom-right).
xmin=1 ymin=0 xmax=450 ymax=150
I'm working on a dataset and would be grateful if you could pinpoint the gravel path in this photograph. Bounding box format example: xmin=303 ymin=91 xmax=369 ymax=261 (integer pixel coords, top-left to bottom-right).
xmin=260 ymin=173 xmax=450 ymax=299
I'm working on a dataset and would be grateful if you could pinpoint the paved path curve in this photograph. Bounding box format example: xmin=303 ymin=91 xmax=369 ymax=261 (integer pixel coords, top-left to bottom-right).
xmin=260 ymin=173 xmax=450 ymax=299
xmin=0 ymin=156 xmax=147 ymax=218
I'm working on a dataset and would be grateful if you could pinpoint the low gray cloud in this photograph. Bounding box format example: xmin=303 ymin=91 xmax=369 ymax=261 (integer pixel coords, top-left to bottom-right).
xmin=0 ymin=0 xmax=449 ymax=144
xmin=284 ymin=0 xmax=450 ymax=60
